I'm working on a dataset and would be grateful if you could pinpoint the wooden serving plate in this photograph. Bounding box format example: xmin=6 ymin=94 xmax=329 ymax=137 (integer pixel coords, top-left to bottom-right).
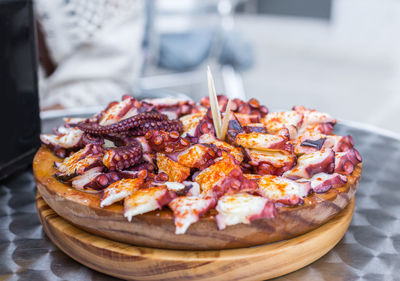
xmin=37 ymin=193 xmax=355 ymax=281
xmin=33 ymin=146 xmax=361 ymax=250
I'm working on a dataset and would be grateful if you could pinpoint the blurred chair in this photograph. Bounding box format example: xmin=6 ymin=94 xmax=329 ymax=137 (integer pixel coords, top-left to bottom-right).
xmin=135 ymin=0 xmax=253 ymax=101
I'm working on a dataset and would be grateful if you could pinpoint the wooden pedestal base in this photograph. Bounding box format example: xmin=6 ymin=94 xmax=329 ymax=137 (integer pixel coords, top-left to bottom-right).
xmin=36 ymin=193 xmax=354 ymax=281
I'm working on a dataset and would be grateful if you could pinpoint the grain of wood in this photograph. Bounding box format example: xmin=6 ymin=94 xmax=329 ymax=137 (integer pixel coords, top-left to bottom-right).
xmin=36 ymin=193 xmax=354 ymax=281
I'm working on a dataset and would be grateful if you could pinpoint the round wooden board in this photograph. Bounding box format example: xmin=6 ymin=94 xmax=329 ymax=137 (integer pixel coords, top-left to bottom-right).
xmin=37 ymin=193 xmax=355 ymax=281
xmin=33 ymin=146 xmax=361 ymax=250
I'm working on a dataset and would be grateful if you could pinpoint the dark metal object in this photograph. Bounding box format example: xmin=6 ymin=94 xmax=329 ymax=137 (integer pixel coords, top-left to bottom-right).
xmin=0 ymin=120 xmax=399 ymax=280
xmin=237 ymin=0 xmax=332 ymax=20
xmin=0 ymin=0 xmax=40 ymax=180
xmin=301 ymin=138 xmax=327 ymax=150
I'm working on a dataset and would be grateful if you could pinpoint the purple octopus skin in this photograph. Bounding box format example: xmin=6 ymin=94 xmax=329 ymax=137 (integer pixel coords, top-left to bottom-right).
xmin=274 ymin=182 xmax=312 ymax=207
xmin=194 ymin=120 xmax=215 ymax=137
xmin=41 ymin=126 xmax=85 ymax=157
xmin=251 ymin=137 xmax=293 ymax=154
xmin=150 ymin=100 xmax=196 ymax=119
xmin=90 ymin=101 xmax=120 ymax=123
xmin=213 ymin=168 xmax=258 ymax=198
xmin=194 ymin=109 xmax=216 ymax=137
xmin=126 ymin=137 xmax=156 ymax=169
xmin=318 ymin=123 xmax=335 ymax=135
xmin=254 ymin=131 xmax=293 ymax=153
xmin=334 ymin=148 xmax=362 ymax=175
xmin=93 ymin=95 xmax=140 ymax=124
xmin=72 ymin=169 xmax=147 ymax=191
xmin=304 ymin=150 xmax=335 ymax=178
xmin=244 ymin=125 xmax=268 ymax=134
xmin=256 ymin=160 xmax=296 ymax=177
xmin=332 ymin=135 xmax=354 ymax=152
xmin=78 ymin=111 xmax=167 ymax=134
xmin=47 ymin=145 xmax=69 ymax=158
xmin=103 ymin=144 xmax=143 ymax=171
xmin=194 ymin=108 xmax=246 ymax=140
xmin=200 ymin=95 xmax=268 ymax=118
xmin=142 ymin=152 xmax=156 ymax=165
xmin=308 ymin=173 xmax=348 ymax=193
xmin=134 ymin=136 xmax=151 ymax=152
xmin=139 ymin=99 xmax=195 ymax=119
xmin=54 ymin=144 xmax=104 ymax=181
xmin=44 ymin=132 xmax=104 ymax=157
xmin=110 ymin=135 xmax=136 ymax=147
xmin=300 ymin=122 xmax=335 ymax=135
xmin=296 ymin=135 xmax=354 ymax=155
xmin=109 ymin=135 xmax=149 ymax=149
xmin=180 ymin=143 xmax=222 ymax=170
xmin=127 ymin=162 xmax=156 ymax=173
xmin=145 ymin=130 xmax=191 ymax=153
xmin=77 ymin=111 xmax=180 ymax=135
xmin=284 ymin=149 xmax=335 ymax=179
xmin=127 ymin=119 xmax=183 ymax=137
xmin=226 ymin=116 xmax=245 ymax=145
xmin=82 ymin=133 xmax=104 ymax=146
xmin=85 ymin=171 xmax=122 ymax=190
xmin=71 ymin=167 xmax=104 ymax=193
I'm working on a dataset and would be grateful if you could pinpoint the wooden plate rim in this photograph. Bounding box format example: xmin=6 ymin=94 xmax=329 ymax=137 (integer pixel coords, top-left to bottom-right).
xmin=37 ymin=194 xmax=355 ymax=280
xmin=33 ymin=146 xmax=361 ymax=250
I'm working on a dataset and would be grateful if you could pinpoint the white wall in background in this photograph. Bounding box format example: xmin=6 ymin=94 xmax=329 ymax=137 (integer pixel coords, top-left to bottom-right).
xmin=238 ymin=0 xmax=400 ymax=133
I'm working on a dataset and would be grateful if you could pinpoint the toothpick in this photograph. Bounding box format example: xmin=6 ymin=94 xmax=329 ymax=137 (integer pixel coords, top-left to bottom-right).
xmin=220 ymin=99 xmax=232 ymax=141
xmin=207 ymin=66 xmax=222 ymax=139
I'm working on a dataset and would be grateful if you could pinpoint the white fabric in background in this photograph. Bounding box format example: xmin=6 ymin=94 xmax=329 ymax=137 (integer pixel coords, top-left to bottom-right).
xmin=35 ymin=0 xmax=144 ymax=108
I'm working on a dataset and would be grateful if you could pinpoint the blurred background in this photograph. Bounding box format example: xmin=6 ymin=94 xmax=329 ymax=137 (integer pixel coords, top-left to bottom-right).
xmin=139 ymin=0 xmax=400 ymax=135
xmin=33 ymin=0 xmax=399 ymax=134
xmin=2 ymin=0 xmax=399 ymax=140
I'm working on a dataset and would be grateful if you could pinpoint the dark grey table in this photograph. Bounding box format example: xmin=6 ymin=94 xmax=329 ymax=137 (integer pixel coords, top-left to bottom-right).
xmin=1 ymin=119 xmax=399 ymax=281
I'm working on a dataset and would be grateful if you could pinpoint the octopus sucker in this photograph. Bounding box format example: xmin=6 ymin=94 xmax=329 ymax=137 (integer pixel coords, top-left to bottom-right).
xmin=145 ymin=130 xmax=191 ymax=153
xmin=82 ymin=133 xmax=105 ymax=146
xmin=334 ymin=148 xmax=362 ymax=175
xmin=103 ymin=144 xmax=143 ymax=171
xmin=77 ymin=111 xmax=173 ymax=135
xmin=200 ymin=95 xmax=268 ymax=118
